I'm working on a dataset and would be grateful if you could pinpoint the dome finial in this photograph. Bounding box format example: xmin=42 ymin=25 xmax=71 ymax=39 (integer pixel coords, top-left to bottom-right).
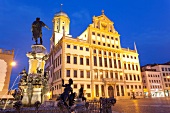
xmin=60 ymin=4 xmax=63 ymax=12
xmin=102 ymin=10 xmax=104 ymax=15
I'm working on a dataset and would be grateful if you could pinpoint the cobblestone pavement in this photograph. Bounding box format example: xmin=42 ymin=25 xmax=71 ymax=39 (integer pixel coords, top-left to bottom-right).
xmin=112 ymin=97 xmax=170 ymax=113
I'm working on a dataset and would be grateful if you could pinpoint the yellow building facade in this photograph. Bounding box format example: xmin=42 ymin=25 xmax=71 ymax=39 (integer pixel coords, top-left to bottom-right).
xmin=0 ymin=49 xmax=14 ymax=99
xmin=46 ymin=10 xmax=143 ymax=100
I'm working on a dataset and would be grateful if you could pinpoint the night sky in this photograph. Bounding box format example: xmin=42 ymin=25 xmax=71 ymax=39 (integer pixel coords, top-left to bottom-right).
xmin=0 ymin=0 xmax=170 ymax=88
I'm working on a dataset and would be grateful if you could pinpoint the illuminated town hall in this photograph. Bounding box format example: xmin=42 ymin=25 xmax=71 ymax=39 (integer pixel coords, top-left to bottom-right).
xmin=45 ymin=10 xmax=143 ymax=100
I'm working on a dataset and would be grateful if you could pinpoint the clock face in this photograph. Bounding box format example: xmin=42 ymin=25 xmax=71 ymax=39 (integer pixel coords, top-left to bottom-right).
xmin=0 ymin=59 xmax=7 ymax=91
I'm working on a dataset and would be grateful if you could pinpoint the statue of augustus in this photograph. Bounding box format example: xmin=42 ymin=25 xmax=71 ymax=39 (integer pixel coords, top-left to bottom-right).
xmin=31 ymin=17 xmax=50 ymax=45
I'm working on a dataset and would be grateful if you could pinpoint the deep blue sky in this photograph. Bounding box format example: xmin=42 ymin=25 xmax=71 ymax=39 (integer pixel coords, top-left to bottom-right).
xmin=0 ymin=0 xmax=170 ymax=88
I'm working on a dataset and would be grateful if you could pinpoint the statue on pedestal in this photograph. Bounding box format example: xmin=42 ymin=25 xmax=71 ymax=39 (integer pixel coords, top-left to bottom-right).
xmin=31 ymin=17 xmax=50 ymax=45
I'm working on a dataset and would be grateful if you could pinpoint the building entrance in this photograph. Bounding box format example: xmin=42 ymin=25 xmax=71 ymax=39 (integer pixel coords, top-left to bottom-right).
xmin=108 ymin=86 xmax=114 ymax=97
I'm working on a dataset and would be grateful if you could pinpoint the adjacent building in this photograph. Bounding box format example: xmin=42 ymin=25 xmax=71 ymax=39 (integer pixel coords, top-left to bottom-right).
xmin=141 ymin=66 xmax=163 ymax=97
xmin=141 ymin=62 xmax=170 ymax=97
xmin=45 ymin=10 xmax=143 ymax=100
xmin=0 ymin=48 xmax=14 ymax=99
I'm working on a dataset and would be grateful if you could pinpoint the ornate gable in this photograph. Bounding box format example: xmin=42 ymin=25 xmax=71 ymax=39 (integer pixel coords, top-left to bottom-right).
xmin=92 ymin=10 xmax=115 ymax=32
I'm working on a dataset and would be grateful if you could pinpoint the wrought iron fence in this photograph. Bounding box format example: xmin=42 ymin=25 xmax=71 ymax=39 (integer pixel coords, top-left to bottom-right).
xmin=0 ymin=97 xmax=116 ymax=113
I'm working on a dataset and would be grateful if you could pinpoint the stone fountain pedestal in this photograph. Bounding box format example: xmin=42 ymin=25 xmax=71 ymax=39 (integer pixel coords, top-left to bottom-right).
xmin=19 ymin=44 xmax=49 ymax=106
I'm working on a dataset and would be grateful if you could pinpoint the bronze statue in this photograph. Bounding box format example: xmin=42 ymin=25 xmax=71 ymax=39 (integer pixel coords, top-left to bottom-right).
xmin=59 ymin=79 xmax=76 ymax=107
xmin=78 ymin=87 xmax=86 ymax=102
xmin=31 ymin=17 xmax=50 ymax=45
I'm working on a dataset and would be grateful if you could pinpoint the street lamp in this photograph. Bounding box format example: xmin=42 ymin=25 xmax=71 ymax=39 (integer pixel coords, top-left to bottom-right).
xmin=11 ymin=61 xmax=16 ymax=66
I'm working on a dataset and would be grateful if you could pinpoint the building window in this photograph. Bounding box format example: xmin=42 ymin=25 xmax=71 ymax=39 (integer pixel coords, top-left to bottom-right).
xmin=139 ymin=85 xmax=141 ymax=89
xmin=115 ymin=38 xmax=118 ymax=41
xmin=108 ymin=52 xmax=111 ymax=56
xmin=114 ymin=59 xmax=117 ymax=68
xmin=134 ymin=75 xmax=136 ymax=81
xmin=109 ymin=59 xmax=112 ymax=68
xmin=136 ymin=65 xmax=138 ymax=71
xmin=164 ymin=78 xmax=166 ymax=82
xmin=66 ymin=70 xmax=70 ymax=77
xmin=80 ymin=47 xmax=83 ymax=50
xmin=80 ymin=57 xmax=83 ymax=65
xmin=93 ymin=49 xmax=96 ymax=53
xmin=67 ymin=44 xmax=70 ymax=48
xmin=60 ymin=54 xmax=62 ymax=65
xmin=87 ymin=93 xmax=91 ymax=97
xmin=135 ymin=85 xmax=137 ymax=89
xmin=137 ymin=75 xmax=140 ymax=81
xmin=104 ymin=51 xmax=106 ymax=55
xmin=103 ymin=43 xmax=105 ymax=46
xmin=97 ymin=33 xmax=100 ymax=36
xmin=73 ymin=57 xmax=77 ymax=64
xmin=110 ymin=72 xmax=113 ymax=78
xmin=74 ymin=70 xmax=77 ymax=78
xmin=81 ymin=84 xmax=84 ymax=88
xmin=108 ymin=44 xmax=110 ymax=47
xmin=131 ymin=85 xmax=133 ymax=89
xmin=101 ymin=85 xmax=105 ymax=96
xmin=118 ymin=60 xmax=121 ymax=69
xmin=99 ymin=50 xmax=101 ymax=54
xmin=67 ymin=56 xmax=70 ymax=63
xmin=127 ymin=85 xmax=129 ymax=89
xmin=86 ymin=48 xmax=89 ymax=51
xmin=87 ymin=85 xmax=90 ymax=89
xmin=105 ymin=71 xmax=108 ymax=78
xmin=86 ymin=58 xmax=89 ymax=65
xmin=94 ymin=56 xmax=97 ymax=66
xmin=73 ymin=46 xmax=77 ymax=49
xmin=95 ymin=85 xmax=99 ymax=97
xmin=162 ymin=68 xmax=164 ymax=71
xmin=120 ymin=75 xmax=123 ymax=80
xmin=92 ymin=32 xmax=95 ymax=35
xmin=112 ymin=45 xmax=114 ymax=48
xmin=116 ymin=85 xmax=120 ymax=96
xmin=128 ymin=64 xmax=131 ymax=70
xmin=132 ymin=64 xmax=134 ymax=70
xmin=130 ymin=75 xmax=132 ymax=80
xmin=124 ymin=63 xmax=127 ymax=69
xmin=98 ymin=42 xmax=101 ymax=45
xmin=115 ymin=73 xmax=118 ymax=80
xmin=93 ymin=41 xmax=96 ymax=44
xmin=121 ymin=85 xmax=124 ymax=96
xmin=74 ymin=84 xmax=77 ymax=88
xmin=125 ymin=74 xmax=128 ymax=80
xmin=104 ymin=58 xmax=107 ymax=67
xmin=99 ymin=57 xmax=102 ymax=67
xmin=80 ymin=70 xmax=84 ymax=78
xmin=168 ymin=68 xmax=170 ymax=71
xmin=87 ymin=71 xmax=90 ymax=78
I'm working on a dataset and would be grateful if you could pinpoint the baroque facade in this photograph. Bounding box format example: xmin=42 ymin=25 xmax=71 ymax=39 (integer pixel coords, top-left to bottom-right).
xmin=45 ymin=10 xmax=143 ymax=100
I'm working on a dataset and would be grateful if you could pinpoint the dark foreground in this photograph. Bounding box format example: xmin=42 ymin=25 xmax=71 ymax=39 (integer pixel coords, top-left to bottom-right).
xmin=112 ymin=97 xmax=170 ymax=113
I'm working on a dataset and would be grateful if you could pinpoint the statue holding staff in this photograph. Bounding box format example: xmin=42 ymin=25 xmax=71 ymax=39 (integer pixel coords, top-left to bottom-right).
xmin=31 ymin=17 xmax=50 ymax=45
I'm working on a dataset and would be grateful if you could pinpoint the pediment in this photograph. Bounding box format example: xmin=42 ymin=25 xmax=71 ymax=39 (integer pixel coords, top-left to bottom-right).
xmin=99 ymin=15 xmax=113 ymax=24
xmin=94 ymin=14 xmax=113 ymax=24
